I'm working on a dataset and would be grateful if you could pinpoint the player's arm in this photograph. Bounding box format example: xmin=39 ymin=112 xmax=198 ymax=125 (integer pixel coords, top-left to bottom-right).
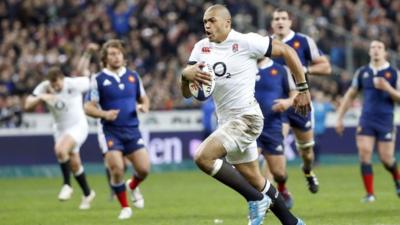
xmin=24 ymin=95 xmax=43 ymax=111
xmin=179 ymin=75 xmax=192 ymax=98
xmin=180 ymin=62 xmax=211 ymax=98
xmin=270 ymin=39 xmax=310 ymax=116
xmin=272 ymin=90 xmax=297 ymax=113
xmin=84 ymin=101 xmax=119 ymax=121
xmin=308 ymin=55 xmax=332 ymax=76
xmin=272 ymin=67 xmax=297 ymax=112
xmin=76 ymin=43 xmax=99 ymax=77
xmin=335 ymin=87 xmax=358 ymax=135
xmin=374 ymin=74 xmax=400 ymax=102
xmin=137 ymin=95 xmax=150 ymax=113
xmin=24 ymin=82 xmax=54 ymax=111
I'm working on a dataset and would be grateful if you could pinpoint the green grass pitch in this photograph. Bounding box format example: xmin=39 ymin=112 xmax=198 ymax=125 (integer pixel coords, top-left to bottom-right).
xmin=1 ymin=164 xmax=399 ymax=225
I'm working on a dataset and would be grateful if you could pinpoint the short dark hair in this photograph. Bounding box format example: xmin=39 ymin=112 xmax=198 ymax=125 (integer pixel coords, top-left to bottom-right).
xmin=273 ymin=8 xmax=292 ymax=19
xmin=46 ymin=66 xmax=64 ymax=82
xmin=100 ymin=39 xmax=125 ymax=67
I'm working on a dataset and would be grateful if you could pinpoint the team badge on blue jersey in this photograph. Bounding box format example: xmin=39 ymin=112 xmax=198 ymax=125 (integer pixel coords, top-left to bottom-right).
xmin=293 ymin=41 xmax=300 ymax=49
xmin=128 ymin=75 xmax=136 ymax=83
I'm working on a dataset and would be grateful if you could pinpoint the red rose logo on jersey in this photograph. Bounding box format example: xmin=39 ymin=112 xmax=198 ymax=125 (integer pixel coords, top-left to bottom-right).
xmin=232 ymin=43 xmax=238 ymax=53
xmin=271 ymin=69 xmax=278 ymax=76
xmin=293 ymin=41 xmax=300 ymax=49
xmin=385 ymin=72 xmax=391 ymax=79
xmin=201 ymin=47 xmax=210 ymax=53
xmin=128 ymin=75 xmax=135 ymax=83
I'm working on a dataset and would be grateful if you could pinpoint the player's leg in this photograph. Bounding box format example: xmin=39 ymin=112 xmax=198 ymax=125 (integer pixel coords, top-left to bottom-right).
xmin=125 ymin=148 xmax=150 ymax=209
xmin=236 ymin=161 xmax=301 ymax=225
xmin=356 ymin=133 xmax=375 ymax=202
xmin=195 ymin=135 xmax=265 ymax=201
xmin=105 ymin=150 xmax=132 ymax=219
xmin=54 ymin=133 xmax=75 ymax=201
xmin=376 ymin=133 xmax=400 ymax=197
xmin=265 ymin=154 xmax=293 ymax=209
xmin=69 ymin=151 xmax=95 ymax=209
xmin=98 ymin=128 xmax=115 ymax=200
xmin=292 ymin=127 xmax=319 ymax=193
xmin=258 ymin=129 xmax=293 ymax=209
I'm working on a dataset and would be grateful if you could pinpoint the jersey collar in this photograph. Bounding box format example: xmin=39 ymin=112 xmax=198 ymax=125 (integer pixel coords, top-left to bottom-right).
xmin=281 ymin=30 xmax=295 ymax=43
xmin=368 ymin=61 xmax=390 ymax=73
xmin=103 ymin=67 xmax=127 ymax=83
xmin=258 ymin=58 xmax=273 ymax=69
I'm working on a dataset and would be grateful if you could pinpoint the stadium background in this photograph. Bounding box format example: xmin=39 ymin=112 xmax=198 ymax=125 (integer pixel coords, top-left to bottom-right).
xmin=0 ymin=0 xmax=399 ymax=225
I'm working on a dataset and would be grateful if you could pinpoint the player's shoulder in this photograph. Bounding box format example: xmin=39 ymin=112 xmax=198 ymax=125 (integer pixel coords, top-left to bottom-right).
xmin=294 ymin=32 xmax=311 ymax=40
xmin=194 ymin=38 xmax=210 ymax=48
xmin=37 ymin=80 xmax=50 ymax=87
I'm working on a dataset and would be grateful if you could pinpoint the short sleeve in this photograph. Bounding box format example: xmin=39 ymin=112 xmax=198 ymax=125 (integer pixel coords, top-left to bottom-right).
xmin=396 ymin=70 xmax=400 ymax=89
xmin=246 ymin=33 xmax=272 ymax=58
xmin=71 ymin=77 xmax=90 ymax=93
xmin=351 ymin=68 xmax=362 ymax=90
xmin=136 ymin=74 xmax=146 ymax=100
xmin=188 ymin=42 xmax=201 ymax=64
xmin=304 ymin=35 xmax=322 ymax=61
xmin=32 ymin=81 xmax=48 ymax=96
xmin=87 ymin=75 xmax=99 ymax=102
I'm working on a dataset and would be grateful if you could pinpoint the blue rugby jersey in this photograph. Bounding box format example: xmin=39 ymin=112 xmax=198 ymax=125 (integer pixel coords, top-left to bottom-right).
xmin=255 ymin=60 xmax=295 ymax=129
xmin=88 ymin=67 xmax=146 ymax=127
xmin=352 ymin=62 xmax=399 ymax=121
xmin=274 ymin=30 xmax=323 ymax=68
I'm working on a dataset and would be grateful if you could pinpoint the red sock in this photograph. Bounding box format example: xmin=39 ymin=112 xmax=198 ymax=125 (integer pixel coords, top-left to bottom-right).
xmin=116 ymin=191 xmax=129 ymax=208
xmin=362 ymin=174 xmax=374 ymax=195
xmin=129 ymin=176 xmax=143 ymax=190
xmin=277 ymin=182 xmax=286 ymax=193
xmin=392 ymin=168 xmax=400 ymax=181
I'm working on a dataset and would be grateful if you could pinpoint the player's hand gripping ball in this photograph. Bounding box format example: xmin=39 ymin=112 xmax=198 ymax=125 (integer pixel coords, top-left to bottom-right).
xmin=189 ymin=64 xmax=215 ymax=101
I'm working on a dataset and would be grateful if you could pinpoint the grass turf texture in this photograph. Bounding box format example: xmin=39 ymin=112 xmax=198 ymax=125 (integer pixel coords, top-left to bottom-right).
xmin=1 ymin=164 xmax=399 ymax=225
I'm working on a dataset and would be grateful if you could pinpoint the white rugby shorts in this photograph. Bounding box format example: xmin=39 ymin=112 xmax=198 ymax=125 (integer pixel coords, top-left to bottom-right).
xmin=54 ymin=120 xmax=89 ymax=153
xmin=211 ymin=106 xmax=263 ymax=164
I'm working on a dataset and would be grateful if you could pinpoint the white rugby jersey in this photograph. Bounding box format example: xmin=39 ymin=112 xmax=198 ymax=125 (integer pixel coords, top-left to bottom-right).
xmin=189 ymin=29 xmax=272 ymax=118
xmin=33 ymin=77 xmax=90 ymax=129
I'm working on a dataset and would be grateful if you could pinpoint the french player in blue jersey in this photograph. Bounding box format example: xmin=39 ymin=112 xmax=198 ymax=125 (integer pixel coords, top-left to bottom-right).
xmin=84 ymin=39 xmax=150 ymax=219
xmin=271 ymin=9 xmax=332 ymax=194
xmin=336 ymin=40 xmax=400 ymax=202
xmin=255 ymin=58 xmax=296 ymax=209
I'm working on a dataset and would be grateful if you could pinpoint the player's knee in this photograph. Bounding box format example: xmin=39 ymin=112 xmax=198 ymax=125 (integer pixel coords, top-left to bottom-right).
xmin=296 ymin=140 xmax=315 ymax=151
xmin=136 ymin=166 xmax=150 ymax=179
xmin=273 ymin=172 xmax=287 ymax=183
xmin=69 ymin=161 xmax=81 ymax=173
xmin=55 ymin=149 xmax=68 ymax=161
xmin=108 ymin=163 xmax=124 ymax=176
xmin=194 ymin=154 xmax=214 ymax=173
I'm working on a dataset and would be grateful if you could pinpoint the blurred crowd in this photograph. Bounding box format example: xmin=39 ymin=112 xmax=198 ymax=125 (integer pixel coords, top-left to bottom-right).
xmin=0 ymin=0 xmax=398 ymax=127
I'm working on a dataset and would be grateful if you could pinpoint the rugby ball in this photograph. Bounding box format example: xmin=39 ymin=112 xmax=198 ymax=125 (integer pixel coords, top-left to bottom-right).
xmin=189 ymin=64 xmax=216 ymax=101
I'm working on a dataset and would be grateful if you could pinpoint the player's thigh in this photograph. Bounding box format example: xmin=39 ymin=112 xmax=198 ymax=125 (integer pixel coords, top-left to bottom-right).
xmin=292 ymin=127 xmax=314 ymax=143
xmin=194 ymin=134 xmax=227 ymax=162
xmin=55 ymin=134 xmax=77 ymax=154
xmin=356 ymin=135 xmax=375 ymax=162
xmin=282 ymin=122 xmax=290 ymax=138
xmin=265 ymin=154 xmax=286 ymax=177
xmin=69 ymin=151 xmax=82 ymax=171
xmin=105 ymin=150 xmax=125 ymax=172
xmin=377 ymin=140 xmax=395 ymax=163
xmin=126 ymin=147 xmax=151 ymax=176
